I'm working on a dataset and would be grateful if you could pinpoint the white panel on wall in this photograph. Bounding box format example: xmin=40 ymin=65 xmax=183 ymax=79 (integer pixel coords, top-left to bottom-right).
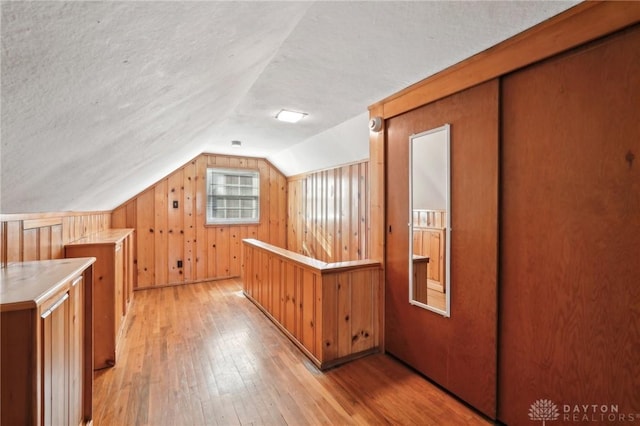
xmin=268 ymin=112 xmax=370 ymax=176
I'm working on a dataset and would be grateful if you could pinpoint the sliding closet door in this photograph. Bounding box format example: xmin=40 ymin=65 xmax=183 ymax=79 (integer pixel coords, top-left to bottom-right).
xmin=385 ymin=79 xmax=499 ymax=418
xmin=499 ymin=26 xmax=640 ymax=424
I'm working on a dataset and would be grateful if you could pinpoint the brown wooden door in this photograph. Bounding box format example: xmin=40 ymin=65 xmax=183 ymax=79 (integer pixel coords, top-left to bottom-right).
xmin=499 ymin=25 xmax=640 ymax=424
xmin=385 ymin=80 xmax=499 ymax=418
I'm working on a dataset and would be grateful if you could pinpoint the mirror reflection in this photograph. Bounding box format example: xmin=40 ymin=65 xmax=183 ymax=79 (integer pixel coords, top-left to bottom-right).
xmin=409 ymin=124 xmax=450 ymax=316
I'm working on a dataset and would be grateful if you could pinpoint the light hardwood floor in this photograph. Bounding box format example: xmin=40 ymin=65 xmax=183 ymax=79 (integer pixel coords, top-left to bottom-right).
xmin=93 ymin=279 xmax=490 ymax=425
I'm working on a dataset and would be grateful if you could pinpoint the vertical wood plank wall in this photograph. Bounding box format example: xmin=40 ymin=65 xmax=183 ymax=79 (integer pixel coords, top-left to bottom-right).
xmin=287 ymin=161 xmax=370 ymax=263
xmin=111 ymin=153 xmax=287 ymax=289
xmin=243 ymin=239 xmax=381 ymax=369
xmin=0 ymin=213 xmax=112 ymax=268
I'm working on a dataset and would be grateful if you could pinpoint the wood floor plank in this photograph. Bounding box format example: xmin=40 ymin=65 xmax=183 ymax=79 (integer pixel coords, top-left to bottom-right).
xmin=93 ymin=279 xmax=490 ymax=425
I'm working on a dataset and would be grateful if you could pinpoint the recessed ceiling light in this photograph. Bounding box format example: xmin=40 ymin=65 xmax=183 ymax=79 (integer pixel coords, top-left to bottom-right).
xmin=275 ymin=109 xmax=307 ymax=123
xmin=231 ymin=140 xmax=242 ymax=148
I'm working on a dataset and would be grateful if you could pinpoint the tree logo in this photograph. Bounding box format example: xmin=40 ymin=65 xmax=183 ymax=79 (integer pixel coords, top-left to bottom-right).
xmin=529 ymin=399 xmax=560 ymax=425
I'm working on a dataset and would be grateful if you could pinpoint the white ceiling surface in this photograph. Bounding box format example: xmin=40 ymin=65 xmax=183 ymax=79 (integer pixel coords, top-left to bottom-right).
xmin=0 ymin=1 xmax=579 ymax=213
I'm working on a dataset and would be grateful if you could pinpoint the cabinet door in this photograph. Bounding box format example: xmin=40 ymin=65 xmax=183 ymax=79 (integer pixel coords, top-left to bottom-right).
xmin=114 ymin=242 xmax=124 ymax=340
xmin=41 ymin=292 xmax=70 ymax=426
xmin=69 ymin=276 xmax=84 ymax=425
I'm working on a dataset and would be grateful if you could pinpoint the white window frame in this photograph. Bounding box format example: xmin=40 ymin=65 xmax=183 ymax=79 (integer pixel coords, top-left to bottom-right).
xmin=206 ymin=168 xmax=260 ymax=225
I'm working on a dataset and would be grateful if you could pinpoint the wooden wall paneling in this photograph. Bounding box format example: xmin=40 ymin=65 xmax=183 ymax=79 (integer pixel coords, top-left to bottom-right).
xmin=350 ymin=269 xmax=375 ymax=354
xmin=63 ymin=217 xmax=75 ymax=247
xmin=331 ymin=169 xmax=341 ymax=262
xmin=286 ymin=180 xmax=298 ymax=254
xmin=312 ymin=173 xmax=321 ymax=259
xmin=340 ymin=166 xmax=351 ymax=262
xmin=285 ymin=160 xmax=371 ymax=265
xmin=154 ymin=181 xmax=169 ymax=287
xmin=499 ymin=25 xmax=640 ymax=424
xmin=183 ymin=161 xmax=196 ymax=281
xmin=322 ymin=274 xmax=338 ymax=361
xmin=384 ymin=80 xmax=499 ymax=418
xmin=336 ymin=272 xmax=352 ymax=359
xmin=207 ymin=227 xmax=217 ymax=279
xmin=351 ymin=165 xmax=361 ymax=260
xmin=22 ymin=228 xmax=38 ymax=261
xmin=215 ymin=228 xmax=230 ymax=278
xmin=167 ymin=170 xmax=184 ymax=284
xmin=51 ymin=225 xmax=63 ymax=260
xmin=125 ymin=202 xmax=137 ymax=289
xmin=125 ymin=202 xmax=136 ymax=228
xmin=314 ymin=174 xmax=321 ymax=258
xmin=1 ymin=212 xmax=112 ymax=268
xmin=313 ymin=174 xmax=320 ymax=259
xmin=228 ymin=226 xmax=241 ymax=277
xmin=368 ymin=101 xmax=386 ymax=266
xmin=213 ymin=155 xmax=230 ymax=167
xmin=194 ymin=156 xmax=207 ymax=281
xmin=250 ymin=246 xmax=260 ymax=305
xmin=303 ymin=177 xmax=311 ymax=257
xmin=135 ymin=190 xmax=155 ymax=288
xmin=257 ymin=160 xmax=270 ymax=242
xmin=304 ymin=177 xmax=311 ymax=256
xmin=298 ymin=178 xmax=306 ymax=256
xmin=277 ymin=172 xmax=287 ymax=248
xmin=239 ymin=226 xmax=249 ymax=276
xmin=323 ymin=171 xmax=330 ymax=259
xmin=270 ymin=254 xmax=278 ymax=315
xmin=252 ymin=249 xmax=261 ymax=305
xmin=263 ymin=251 xmax=271 ymax=310
xmin=271 ymin=257 xmax=282 ymax=323
xmin=243 ymin=243 xmax=253 ymax=298
xmin=75 ymin=216 xmax=85 ymax=240
xmin=264 ymin=256 xmax=279 ymax=312
xmin=111 ymin=206 xmax=126 ymax=228
xmin=305 ymin=175 xmax=314 ymax=258
xmin=321 ymin=171 xmax=327 ymax=259
xmin=64 ymin=216 xmax=75 ymax=243
xmin=109 ymin=153 xmax=286 ymax=287
xmin=39 ymin=226 xmax=51 ymax=260
xmin=327 ymin=170 xmax=334 ymax=259
xmin=242 ymin=239 xmax=382 ymax=369
xmin=371 ymin=268 xmax=381 ymax=348
xmin=284 ymin=262 xmax=297 ymax=337
xmin=260 ymin=252 xmax=271 ymax=311
xmin=269 ymin=168 xmax=279 ymax=248
xmin=0 ymin=222 xmax=6 ymax=265
xmin=300 ymin=269 xmax=316 ymax=355
xmin=359 ymin=163 xmax=369 ymax=259
xmin=265 ymin=252 xmax=273 ymax=313
xmin=326 ymin=169 xmax=336 ymax=262
xmin=313 ymin=268 xmax=324 ymax=363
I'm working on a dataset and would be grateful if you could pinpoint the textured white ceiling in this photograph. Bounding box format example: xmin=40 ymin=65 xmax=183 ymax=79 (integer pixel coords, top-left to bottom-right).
xmin=0 ymin=1 xmax=579 ymax=213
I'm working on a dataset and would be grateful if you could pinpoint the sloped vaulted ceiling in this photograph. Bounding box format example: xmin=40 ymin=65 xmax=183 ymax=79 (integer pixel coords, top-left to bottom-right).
xmin=0 ymin=1 xmax=578 ymax=214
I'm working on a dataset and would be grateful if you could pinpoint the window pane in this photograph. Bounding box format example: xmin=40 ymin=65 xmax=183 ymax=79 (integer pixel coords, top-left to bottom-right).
xmin=206 ymin=168 xmax=260 ymax=224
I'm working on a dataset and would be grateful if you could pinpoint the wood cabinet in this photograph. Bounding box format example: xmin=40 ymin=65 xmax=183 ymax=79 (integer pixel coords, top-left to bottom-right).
xmin=0 ymin=258 xmax=95 ymax=426
xmin=65 ymin=229 xmax=134 ymax=369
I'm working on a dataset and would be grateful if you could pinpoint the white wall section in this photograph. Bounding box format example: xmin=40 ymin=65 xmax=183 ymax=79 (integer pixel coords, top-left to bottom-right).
xmin=268 ymin=112 xmax=369 ymax=177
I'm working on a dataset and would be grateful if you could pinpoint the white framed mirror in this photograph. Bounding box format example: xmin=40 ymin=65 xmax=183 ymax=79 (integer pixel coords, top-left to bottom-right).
xmin=409 ymin=124 xmax=451 ymax=316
